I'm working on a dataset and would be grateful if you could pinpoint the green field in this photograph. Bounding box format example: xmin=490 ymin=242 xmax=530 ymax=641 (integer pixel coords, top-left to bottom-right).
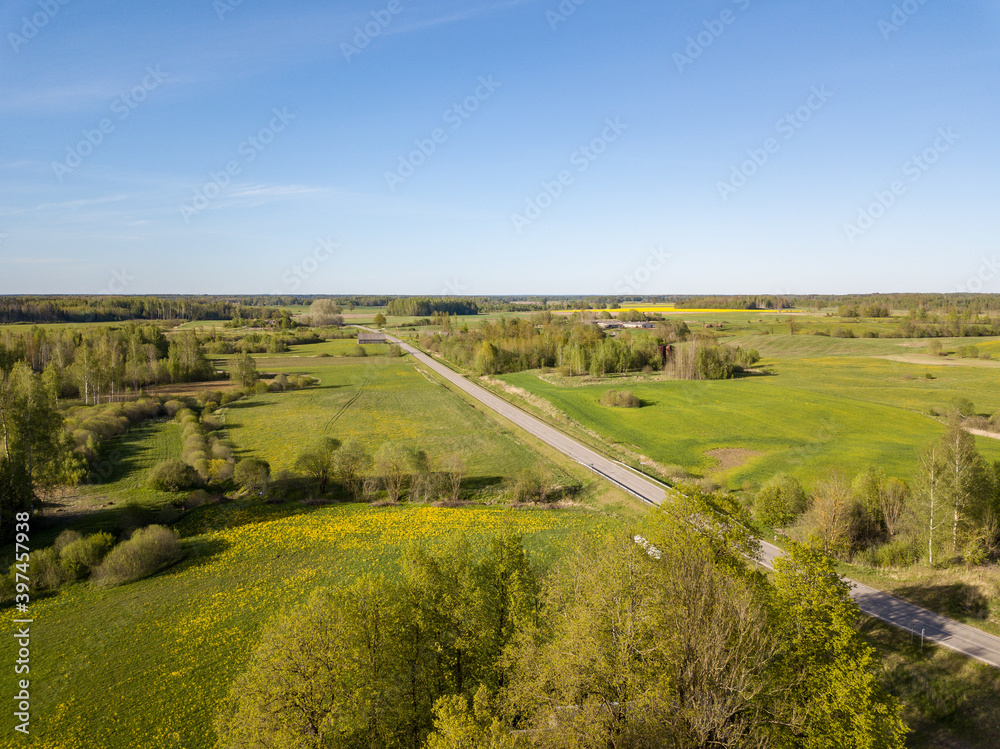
xmin=216 ymin=356 xmax=543 ymax=481
xmin=36 ymin=420 xmax=187 ymax=544
xmin=499 ymin=350 xmax=1000 ymax=489
xmin=2 ymin=503 xmax=616 ymax=748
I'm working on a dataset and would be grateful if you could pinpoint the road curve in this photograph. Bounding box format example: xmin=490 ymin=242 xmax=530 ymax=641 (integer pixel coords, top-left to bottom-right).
xmin=376 ymin=330 xmax=1000 ymax=669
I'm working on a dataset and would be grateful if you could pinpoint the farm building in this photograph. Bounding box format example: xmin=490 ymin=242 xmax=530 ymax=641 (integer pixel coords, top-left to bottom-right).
xmin=595 ymin=321 xmax=654 ymax=330
xmin=358 ymin=331 xmax=387 ymax=344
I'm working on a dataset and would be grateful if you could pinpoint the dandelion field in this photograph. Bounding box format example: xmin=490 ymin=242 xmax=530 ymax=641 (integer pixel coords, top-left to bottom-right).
xmin=2 ymin=502 xmax=618 ymax=748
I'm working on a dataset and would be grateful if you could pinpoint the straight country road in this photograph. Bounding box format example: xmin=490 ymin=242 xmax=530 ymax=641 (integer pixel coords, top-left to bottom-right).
xmin=374 ymin=329 xmax=1000 ymax=669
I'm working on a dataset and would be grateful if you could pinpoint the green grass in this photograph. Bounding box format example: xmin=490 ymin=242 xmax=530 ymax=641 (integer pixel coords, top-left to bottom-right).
xmin=499 ymin=354 xmax=1000 ymax=489
xmin=838 ymin=561 xmax=1000 ymax=639
xmin=222 ymin=356 xmax=544 ymax=481
xmin=174 ymin=319 xmax=231 ymax=330
xmin=723 ymin=333 xmax=913 ymax=357
xmin=37 ymin=420 xmax=187 ymax=544
xmin=862 ymin=617 xmax=1000 ymax=748
xmin=1 ymin=502 xmax=619 ymax=748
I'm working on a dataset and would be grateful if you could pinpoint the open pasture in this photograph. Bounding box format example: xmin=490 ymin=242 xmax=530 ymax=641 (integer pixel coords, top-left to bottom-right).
xmin=218 ymin=355 xmax=547 ymax=481
xmin=500 ymin=353 xmax=1000 ymax=489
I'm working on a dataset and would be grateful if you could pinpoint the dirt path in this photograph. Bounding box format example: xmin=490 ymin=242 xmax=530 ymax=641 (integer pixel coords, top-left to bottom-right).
xmin=880 ymin=354 xmax=1000 ymax=368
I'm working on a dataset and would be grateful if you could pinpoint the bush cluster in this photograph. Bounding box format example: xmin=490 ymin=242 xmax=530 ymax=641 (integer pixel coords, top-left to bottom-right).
xmin=65 ymin=397 xmax=164 ymax=462
xmin=0 ymin=529 xmax=116 ymax=600
xmin=599 ymin=389 xmax=641 ymax=408
xmin=91 ymin=525 xmax=184 ymax=587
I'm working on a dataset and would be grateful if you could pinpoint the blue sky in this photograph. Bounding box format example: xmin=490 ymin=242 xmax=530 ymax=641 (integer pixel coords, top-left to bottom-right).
xmin=1 ymin=0 xmax=998 ymax=295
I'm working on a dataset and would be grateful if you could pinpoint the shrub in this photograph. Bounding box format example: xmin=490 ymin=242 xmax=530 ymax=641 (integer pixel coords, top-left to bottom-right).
xmin=149 ymin=459 xmax=200 ymax=492
xmin=508 ymin=466 xmax=550 ymax=503
xmin=209 ymin=459 xmax=235 ymax=483
xmin=176 ymin=407 xmax=198 ymax=424
xmin=210 ymin=440 xmax=233 ymax=461
xmin=61 ymin=532 xmax=115 ymax=577
xmin=202 ymin=414 xmax=223 ymax=432
xmin=960 ymin=345 xmax=980 ymax=359
xmin=30 ymin=547 xmax=72 ymax=590
xmin=754 ymin=474 xmax=808 ymax=528
xmin=951 ymin=397 xmax=975 ymax=418
xmin=0 ymin=573 xmax=15 ymax=603
xmin=695 ymin=345 xmax=735 ymax=379
xmin=185 ymin=489 xmax=213 ymax=509
xmin=599 ymin=390 xmax=641 ymax=408
xmin=53 ymin=529 xmax=83 ymax=555
xmin=202 ymin=390 xmax=224 ymax=405
xmin=192 ymin=458 xmax=211 ymax=481
xmin=234 ymin=458 xmax=271 ymax=496
xmin=92 ymin=525 xmax=184 ymax=587
xmin=855 ymin=537 xmax=921 ymax=569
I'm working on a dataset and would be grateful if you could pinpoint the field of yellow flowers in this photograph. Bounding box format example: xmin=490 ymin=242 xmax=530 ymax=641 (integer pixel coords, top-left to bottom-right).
xmin=2 ymin=501 xmax=620 ymax=748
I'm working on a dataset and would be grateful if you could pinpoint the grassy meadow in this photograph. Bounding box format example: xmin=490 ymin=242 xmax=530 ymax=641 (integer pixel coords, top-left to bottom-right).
xmin=215 ymin=355 xmax=542 ymax=480
xmin=497 ymin=337 xmax=1000 ymax=490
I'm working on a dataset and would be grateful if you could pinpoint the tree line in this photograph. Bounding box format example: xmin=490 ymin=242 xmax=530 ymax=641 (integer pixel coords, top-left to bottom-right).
xmin=1 ymin=324 xmax=214 ymax=404
xmin=386 ymin=298 xmax=480 ymax=317
xmin=422 ymin=315 xmax=757 ymax=381
xmin=215 ymin=495 xmax=906 ymax=749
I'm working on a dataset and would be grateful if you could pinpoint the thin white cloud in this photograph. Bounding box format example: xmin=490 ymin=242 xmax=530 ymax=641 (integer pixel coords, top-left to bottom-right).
xmin=227 ymin=183 xmax=326 ymax=200
xmin=29 ymin=194 xmax=133 ymax=212
xmin=0 ymin=80 xmax=124 ymax=115
xmin=386 ymin=0 xmax=541 ymax=36
xmin=0 ymin=256 xmax=66 ymax=265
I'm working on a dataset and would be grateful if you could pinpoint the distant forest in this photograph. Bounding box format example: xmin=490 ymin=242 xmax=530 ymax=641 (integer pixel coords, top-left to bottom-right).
xmin=3 ymin=293 xmax=1000 ymax=325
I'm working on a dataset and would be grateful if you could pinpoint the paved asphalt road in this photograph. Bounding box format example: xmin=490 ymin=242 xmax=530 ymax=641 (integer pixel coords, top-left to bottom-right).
xmin=376 ymin=331 xmax=1000 ymax=669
